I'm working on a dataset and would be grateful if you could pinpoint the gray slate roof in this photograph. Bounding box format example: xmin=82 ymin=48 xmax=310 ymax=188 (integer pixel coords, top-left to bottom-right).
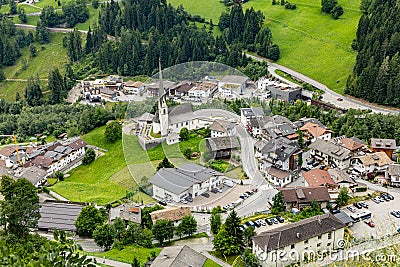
xmin=150 ymin=164 xmax=224 ymax=195
xmin=371 ymin=138 xmax=397 ymax=150
xmin=260 ymin=137 xmax=300 ymax=162
xmin=309 ymin=139 xmax=351 ymax=161
xmin=253 ymin=213 xmax=345 ymax=252
xmin=388 ymin=164 xmax=400 ymax=176
xmin=210 ymin=119 xmax=236 ymax=133
xmin=150 ymin=245 xmax=207 ymax=267
xmin=17 ymin=166 xmax=48 ymax=185
xmin=334 ymin=211 xmax=354 ymax=225
xmin=38 ymin=202 xmax=84 ymax=232
xmin=220 ymin=75 xmax=249 ymax=85
xmin=206 ymin=136 xmax=239 ymax=151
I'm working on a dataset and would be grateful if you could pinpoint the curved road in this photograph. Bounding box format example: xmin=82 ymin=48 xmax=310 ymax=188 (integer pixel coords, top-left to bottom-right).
xmin=248 ymin=54 xmax=399 ymax=115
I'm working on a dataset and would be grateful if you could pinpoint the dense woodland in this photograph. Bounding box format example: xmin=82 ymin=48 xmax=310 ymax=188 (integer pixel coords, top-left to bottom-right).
xmin=346 ymin=0 xmax=400 ymax=106
xmin=71 ymin=0 xmax=279 ymax=77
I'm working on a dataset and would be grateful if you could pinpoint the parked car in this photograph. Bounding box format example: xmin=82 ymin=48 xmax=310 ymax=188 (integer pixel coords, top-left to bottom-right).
xmin=372 ymin=198 xmax=381 ymax=204
xmin=240 ymin=194 xmax=248 ymax=200
xmin=365 ymin=220 xmax=375 ymax=228
xmin=312 ymin=161 xmax=320 ymax=167
xmin=253 ymin=220 xmax=261 ymax=227
xmin=347 ymin=206 xmax=357 ymax=213
xmin=246 ymin=191 xmax=254 ymax=196
xmin=158 ymin=200 xmax=167 ymax=206
xmin=353 ymin=202 xmax=362 ymax=209
xmin=271 ymin=218 xmax=279 ymax=224
xmin=246 ymin=221 xmax=255 ymax=227
xmin=359 ymin=202 xmax=368 ymax=208
xmin=265 ymin=218 xmax=273 ymax=225
xmin=307 ymin=158 xmax=315 ymax=165
xmin=276 ymin=216 xmax=285 ymax=223
xmin=180 ymin=199 xmax=188 ymax=204
xmin=387 ymin=193 xmax=395 ymax=200
xmin=258 ymin=219 xmax=266 ymax=226
xmin=201 ymin=192 xmax=210 ymax=198
xmin=319 ymin=165 xmax=326 ymax=170
xmin=337 ymin=97 xmax=343 ymax=101
xmin=390 ymin=211 xmax=400 ymax=218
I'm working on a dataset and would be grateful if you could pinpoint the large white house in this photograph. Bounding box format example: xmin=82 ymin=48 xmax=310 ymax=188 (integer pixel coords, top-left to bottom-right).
xmin=150 ymin=163 xmax=225 ymax=202
xmin=309 ymin=139 xmax=351 ymax=170
xmin=253 ymin=213 xmax=346 ymax=267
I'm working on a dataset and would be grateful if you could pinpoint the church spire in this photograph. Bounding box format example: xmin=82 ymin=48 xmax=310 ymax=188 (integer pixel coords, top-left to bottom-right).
xmin=158 ymin=58 xmax=169 ymax=136
xmin=158 ymin=58 xmax=164 ymax=97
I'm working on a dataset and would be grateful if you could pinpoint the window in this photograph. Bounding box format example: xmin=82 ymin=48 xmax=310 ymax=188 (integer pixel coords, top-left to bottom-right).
xmin=327 ymin=243 xmax=331 ymax=246
xmin=318 ymin=235 xmax=322 ymax=239
xmin=328 ymin=232 xmax=332 ymax=239
xmin=317 ymin=243 xmax=321 ymax=247
xmin=291 ymin=244 xmax=295 ymax=249
xmin=304 ymin=240 xmax=308 ymax=244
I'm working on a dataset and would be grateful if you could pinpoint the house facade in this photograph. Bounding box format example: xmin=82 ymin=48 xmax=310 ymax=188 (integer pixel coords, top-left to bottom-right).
xmin=351 ymin=151 xmax=392 ymax=174
xmin=386 ymin=164 xmax=400 ymax=187
xmin=370 ymin=138 xmax=397 ymax=159
xmin=253 ymin=213 xmax=345 ymax=267
xmin=309 ymin=139 xmax=351 ymax=170
xmin=279 ymin=186 xmax=331 ymax=211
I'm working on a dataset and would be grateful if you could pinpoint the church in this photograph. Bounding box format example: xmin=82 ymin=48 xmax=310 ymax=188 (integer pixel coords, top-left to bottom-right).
xmin=151 ymin=64 xmax=212 ymax=137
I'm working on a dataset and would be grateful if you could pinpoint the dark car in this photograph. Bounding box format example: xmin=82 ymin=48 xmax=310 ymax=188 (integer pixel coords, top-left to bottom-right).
xmin=271 ymin=218 xmax=279 ymax=224
xmin=186 ymin=196 xmax=193 ymax=202
xmin=312 ymin=162 xmax=320 ymax=167
xmin=319 ymin=165 xmax=326 ymax=170
xmin=246 ymin=221 xmax=255 ymax=227
xmin=211 ymin=188 xmax=219 ymax=194
xmin=359 ymin=202 xmax=368 ymax=208
xmin=201 ymin=192 xmax=210 ymax=198
xmin=386 ymin=193 xmax=395 ymax=200
xmin=265 ymin=218 xmax=273 ymax=225
xmin=353 ymin=202 xmax=362 ymax=209
xmin=246 ymin=191 xmax=254 ymax=196
xmin=253 ymin=220 xmax=261 ymax=227
xmin=158 ymin=200 xmax=167 ymax=206
xmin=276 ymin=216 xmax=285 ymax=223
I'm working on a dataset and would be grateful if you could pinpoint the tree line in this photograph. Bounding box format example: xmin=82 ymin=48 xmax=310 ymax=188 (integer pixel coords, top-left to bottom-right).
xmin=68 ymin=0 xmax=279 ymax=78
xmin=346 ymin=0 xmax=400 ymax=106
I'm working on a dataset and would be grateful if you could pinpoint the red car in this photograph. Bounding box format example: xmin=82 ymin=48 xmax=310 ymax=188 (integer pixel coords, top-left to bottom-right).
xmin=337 ymin=97 xmax=343 ymax=101
xmin=365 ymin=220 xmax=375 ymax=228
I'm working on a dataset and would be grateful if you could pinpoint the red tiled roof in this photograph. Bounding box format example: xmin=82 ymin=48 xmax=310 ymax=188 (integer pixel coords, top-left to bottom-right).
xmin=0 ymin=146 xmax=16 ymax=157
xmin=303 ymin=169 xmax=336 ymax=187
xmin=340 ymin=138 xmax=365 ymax=151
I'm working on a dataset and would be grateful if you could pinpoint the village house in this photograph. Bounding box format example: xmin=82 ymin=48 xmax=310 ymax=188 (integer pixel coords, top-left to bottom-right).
xmin=188 ymin=81 xmax=218 ymax=99
xmin=328 ymin=168 xmax=357 ymax=188
xmin=300 ymin=122 xmax=332 ymax=143
xmin=109 ymin=204 xmax=141 ymax=224
xmin=218 ymin=75 xmax=249 ymax=97
xmin=265 ymin=166 xmax=292 ymax=187
xmin=252 ymin=213 xmax=345 ymax=267
xmin=168 ymin=81 xmax=196 ymax=98
xmin=149 ymin=245 xmax=207 ymax=267
xmin=351 ymin=151 xmax=392 ymax=175
xmin=240 ymin=107 xmax=264 ymax=128
xmin=303 ymin=169 xmax=337 ymax=188
xmin=16 ymin=166 xmax=48 ymax=187
xmin=256 ymin=137 xmax=301 ymax=172
xmin=308 ymin=139 xmax=352 ymax=170
xmin=124 ymin=80 xmax=145 ymax=94
xmin=333 ymin=136 xmax=367 ymax=154
xmin=149 ymin=163 xmax=225 ymax=202
xmin=278 ymin=186 xmax=331 ymax=211
xmin=0 ymin=145 xmax=25 ymax=167
xmin=385 ymin=164 xmax=400 ymax=187
xmin=205 ymin=136 xmax=240 ymax=159
xmin=210 ymin=119 xmax=236 ymax=138
xmin=149 ymin=207 xmax=191 ymax=226
xmin=370 ymin=138 xmax=397 ymax=159
xmin=145 ymin=80 xmax=175 ymax=96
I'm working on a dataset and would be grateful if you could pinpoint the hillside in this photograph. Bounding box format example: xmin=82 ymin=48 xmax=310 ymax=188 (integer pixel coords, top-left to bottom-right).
xmin=168 ymin=0 xmax=362 ymax=94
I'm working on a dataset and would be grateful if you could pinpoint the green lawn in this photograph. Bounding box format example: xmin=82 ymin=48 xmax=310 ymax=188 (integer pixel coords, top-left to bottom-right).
xmin=203 ymin=259 xmax=222 ymax=267
xmin=168 ymin=0 xmax=361 ymax=94
xmin=18 ymin=3 xmax=42 ymax=13
xmin=3 ymin=32 xmax=68 ymax=80
xmin=0 ymin=81 xmax=27 ymax=102
xmin=84 ymin=245 xmax=162 ymax=265
xmin=51 ymin=126 xmax=155 ymax=205
xmin=167 ymin=0 xmax=228 ymax=22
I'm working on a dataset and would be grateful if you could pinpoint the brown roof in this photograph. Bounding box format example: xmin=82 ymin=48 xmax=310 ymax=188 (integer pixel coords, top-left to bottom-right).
xmin=0 ymin=146 xmax=16 ymax=157
xmin=355 ymin=152 xmax=392 ymax=166
xmin=279 ymin=186 xmax=331 ymax=204
xmin=0 ymin=159 xmax=5 ymax=167
xmin=46 ymin=142 xmax=63 ymax=152
xmin=26 ymin=155 xmax=53 ymax=169
xmin=328 ymin=169 xmax=356 ymax=184
xmin=340 ymin=137 xmax=365 ymax=151
xmin=150 ymin=207 xmax=191 ymax=223
xmin=300 ymin=122 xmax=332 ymax=138
xmin=266 ymin=166 xmax=290 ymax=180
xmin=129 ymin=207 xmax=140 ymax=213
xmin=253 ymin=213 xmax=345 ymax=252
xmin=206 ymin=136 xmax=239 ymax=151
xmin=26 ymin=147 xmax=35 ymax=154
xmin=303 ymin=169 xmax=336 ymax=187
xmin=68 ymin=139 xmax=87 ymax=150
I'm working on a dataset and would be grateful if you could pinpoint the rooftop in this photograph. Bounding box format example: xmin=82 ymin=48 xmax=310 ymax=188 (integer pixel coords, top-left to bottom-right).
xmin=279 ymin=186 xmax=331 ymax=204
xmin=303 ymin=169 xmax=336 ymax=187
xmin=150 ymin=245 xmax=206 ymax=267
xmin=150 ymin=207 xmax=191 ymax=223
xmin=309 ymin=139 xmax=351 ymax=161
xmin=38 ymin=202 xmax=84 ymax=232
xmin=253 ymin=213 xmax=345 ymax=252
xmin=355 ymin=151 xmax=392 ymax=166
xmin=206 ymin=136 xmax=239 ymax=151
xmin=371 ymin=138 xmax=397 ymax=150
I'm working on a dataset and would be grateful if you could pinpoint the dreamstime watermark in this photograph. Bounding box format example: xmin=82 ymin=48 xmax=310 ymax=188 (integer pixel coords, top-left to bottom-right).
xmin=255 ymin=239 xmax=399 ymax=264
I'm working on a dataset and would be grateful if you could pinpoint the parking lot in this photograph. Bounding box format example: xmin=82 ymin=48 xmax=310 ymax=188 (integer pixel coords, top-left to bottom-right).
xmin=253 ymin=217 xmax=288 ymax=234
xmin=343 ymin=191 xmax=400 ymax=239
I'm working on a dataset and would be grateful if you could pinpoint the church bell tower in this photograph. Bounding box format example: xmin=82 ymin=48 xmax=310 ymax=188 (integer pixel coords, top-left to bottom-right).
xmin=158 ymin=59 xmax=169 ymax=136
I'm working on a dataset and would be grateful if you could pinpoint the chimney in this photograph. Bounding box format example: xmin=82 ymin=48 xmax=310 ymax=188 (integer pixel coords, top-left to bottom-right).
xmin=296 ymin=233 xmax=300 ymax=238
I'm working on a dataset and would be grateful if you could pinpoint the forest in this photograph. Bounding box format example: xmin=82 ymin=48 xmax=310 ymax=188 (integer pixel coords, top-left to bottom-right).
xmin=345 ymin=0 xmax=400 ymax=106
xmin=71 ymin=0 xmax=279 ymax=77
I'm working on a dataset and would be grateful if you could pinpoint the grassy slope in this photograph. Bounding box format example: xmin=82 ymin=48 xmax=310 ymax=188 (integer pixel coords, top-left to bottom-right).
xmin=75 ymin=5 xmax=100 ymax=31
xmin=0 ymin=33 xmax=68 ymax=101
xmin=167 ymin=0 xmax=361 ymax=94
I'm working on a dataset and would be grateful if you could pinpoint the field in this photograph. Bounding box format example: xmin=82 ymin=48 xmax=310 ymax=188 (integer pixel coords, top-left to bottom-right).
xmin=51 ymin=126 xmax=156 ymax=205
xmin=167 ymin=0 xmax=361 ymax=94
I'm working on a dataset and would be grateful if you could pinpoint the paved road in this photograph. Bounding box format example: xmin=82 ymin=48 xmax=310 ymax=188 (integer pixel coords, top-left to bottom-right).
xmin=248 ymin=54 xmax=398 ymax=115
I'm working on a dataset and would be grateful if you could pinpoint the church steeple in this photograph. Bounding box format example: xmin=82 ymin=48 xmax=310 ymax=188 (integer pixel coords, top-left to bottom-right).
xmin=158 ymin=59 xmax=169 ymax=136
